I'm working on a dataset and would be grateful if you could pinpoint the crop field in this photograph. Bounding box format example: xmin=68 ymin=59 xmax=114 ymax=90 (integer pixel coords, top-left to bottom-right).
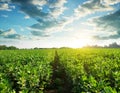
xmin=0 ymin=48 xmax=120 ymax=93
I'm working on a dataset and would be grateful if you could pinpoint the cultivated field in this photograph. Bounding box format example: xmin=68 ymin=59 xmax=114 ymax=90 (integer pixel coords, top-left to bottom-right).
xmin=0 ymin=48 xmax=120 ymax=93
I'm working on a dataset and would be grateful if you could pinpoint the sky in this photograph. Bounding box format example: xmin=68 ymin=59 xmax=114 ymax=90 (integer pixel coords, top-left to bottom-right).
xmin=0 ymin=0 xmax=120 ymax=48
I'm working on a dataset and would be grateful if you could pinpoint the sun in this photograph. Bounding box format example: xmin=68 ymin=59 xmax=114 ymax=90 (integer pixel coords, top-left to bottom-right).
xmin=69 ymin=37 xmax=92 ymax=48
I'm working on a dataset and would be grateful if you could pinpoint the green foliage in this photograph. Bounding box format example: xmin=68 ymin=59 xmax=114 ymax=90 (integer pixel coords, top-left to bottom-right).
xmin=0 ymin=48 xmax=120 ymax=92
xmin=0 ymin=45 xmax=18 ymax=50
xmin=0 ymin=49 xmax=54 ymax=93
xmin=58 ymin=48 xmax=120 ymax=92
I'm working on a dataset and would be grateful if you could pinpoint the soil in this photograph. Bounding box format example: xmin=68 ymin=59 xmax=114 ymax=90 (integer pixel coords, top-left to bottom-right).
xmin=44 ymin=51 xmax=73 ymax=93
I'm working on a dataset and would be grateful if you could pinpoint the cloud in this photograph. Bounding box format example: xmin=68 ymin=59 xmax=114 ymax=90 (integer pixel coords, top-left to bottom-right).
xmin=9 ymin=0 xmax=67 ymax=36
xmin=50 ymin=7 xmax=67 ymax=18
xmin=93 ymin=34 xmax=120 ymax=40
xmin=48 ymin=0 xmax=67 ymax=8
xmin=28 ymin=19 xmax=65 ymax=36
xmin=31 ymin=31 xmax=49 ymax=37
xmin=74 ymin=0 xmax=114 ymax=19
xmin=0 ymin=0 xmax=11 ymax=2
xmin=0 ymin=29 xmax=25 ymax=39
xmin=104 ymin=0 xmax=120 ymax=5
xmin=0 ymin=3 xmax=10 ymax=11
xmin=48 ymin=0 xmax=67 ymax=18
xmin=1 ymin=0 xmax=119 ymax=40
xmin=30 ymin=19 xmax=58 ymax=30
xmin=0 ymin=0 xmax=15 ymax=11
xmin=58 ymin=0 xmax=118 ymax=31
xmin=0 ymin=30 xmax=2 ymax=34
xmin=30 ymin=0 xmax=47 ymax=6
xmin=1 ymin=14 xmax=8 ymax=17
xmin=92 ymin=9 xmax=120 ymax=40
xmin=4 ymin=34 xmax=25 ymax=39
xmin=0 ymin=29 xmax=16 ymax=36
xmin=24 ymin=15 xmax=30 ymax=19
xmin=11 ymin=0 xmax=67 ymax=18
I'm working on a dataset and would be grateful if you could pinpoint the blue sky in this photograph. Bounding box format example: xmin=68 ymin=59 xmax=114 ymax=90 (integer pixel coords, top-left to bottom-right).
xmin=0 ymin=0 xmax=120 ymax=48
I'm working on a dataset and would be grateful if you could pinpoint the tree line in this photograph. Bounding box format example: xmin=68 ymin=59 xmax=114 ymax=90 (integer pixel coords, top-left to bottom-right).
xmin=0 ymin=42 xmax=120 ymax=50
xmin=84 ymin=42 xmax=120 ymax=48
xmin=0 ymin=45 xmax=18 ymax=50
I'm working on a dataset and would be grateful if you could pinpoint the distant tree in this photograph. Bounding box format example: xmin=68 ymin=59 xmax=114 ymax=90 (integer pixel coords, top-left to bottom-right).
xmin=0 ymin=45 xmax=7 ymax=50
xmin=108 ymin=42 xmax=120 ymax=48
xmin=84 ymin=42 xmax=120 ymax=48
xmin=34 ymin=47 xmax=39 ymax=49
xmin=83 ymin=45 xmax=103 ymax=48
xmin=60 ymin=47 xmax=72 ymax=49
xmin=0 ymin=45 xmax=18 ymax=50
xmin=8 ymin=46 xmax=18 ymax=50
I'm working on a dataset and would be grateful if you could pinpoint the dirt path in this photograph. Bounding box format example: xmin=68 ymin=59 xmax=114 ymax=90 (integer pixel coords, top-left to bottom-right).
xmin=44 ymin=51 xmax=72 ymax=93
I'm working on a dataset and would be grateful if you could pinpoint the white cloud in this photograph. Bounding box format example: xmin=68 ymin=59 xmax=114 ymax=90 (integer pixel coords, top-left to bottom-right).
xmin=30 ymin=0 xmax=47 ymax=6
xmin=0 ymin=29 xmax=16 ymax=36
xmin=10 ymin=5 xmax=15 ymax=9
xmin=50 ymin=7 xmax=67 ymax=18
xmin=104 ymin=0 xmax=120 ymax=5
xmin=0 ymin=29 xmax=26 ymax=40
xmin=1 ymin=0 xmax=119 ymax=41
xmin=49 ymin=0 xmax=67 ymax=18
xmin=0 ymin=2 xmax=16 ymax=11
xmin=24 ymin=15 xmax=30 ymax=19
xmin=0 ymin=3 xmax=10 ymax=11
xmin=0 ymin=0 xmax=68 ymax=37
xmin=74 ymin=0 xmax=114 ymax=19
xmin=1 ymin=15 xmax=8 ymax=18
xmin=27 ymin=20 xmax=65 ymax=37
xmin=20 ymin=28 xmax=24 ymax=31
xmin=89 ymin=9 xmax=120 ymax=40
xmin=49 ymin=0 xmax=67 ymax=8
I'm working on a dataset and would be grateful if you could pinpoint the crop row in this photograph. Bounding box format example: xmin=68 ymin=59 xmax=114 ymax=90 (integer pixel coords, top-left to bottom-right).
xmin=58 ymin=48 xmax=120 ymax=92
xmin=0 ymin=50 xmax=54 ymax=93
xmin=0 ymin=49 xmax=120 ymax=93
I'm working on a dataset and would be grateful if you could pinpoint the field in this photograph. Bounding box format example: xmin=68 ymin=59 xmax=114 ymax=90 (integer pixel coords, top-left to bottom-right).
xmin=0 ymin=48 xmax=120 ymax=93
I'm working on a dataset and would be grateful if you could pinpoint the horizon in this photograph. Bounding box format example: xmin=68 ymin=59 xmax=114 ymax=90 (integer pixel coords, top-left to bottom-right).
xmin=1 ymin=42 xmax=120 ymax=49
xmin=0 ymin=0 xmax=120 ymax=48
